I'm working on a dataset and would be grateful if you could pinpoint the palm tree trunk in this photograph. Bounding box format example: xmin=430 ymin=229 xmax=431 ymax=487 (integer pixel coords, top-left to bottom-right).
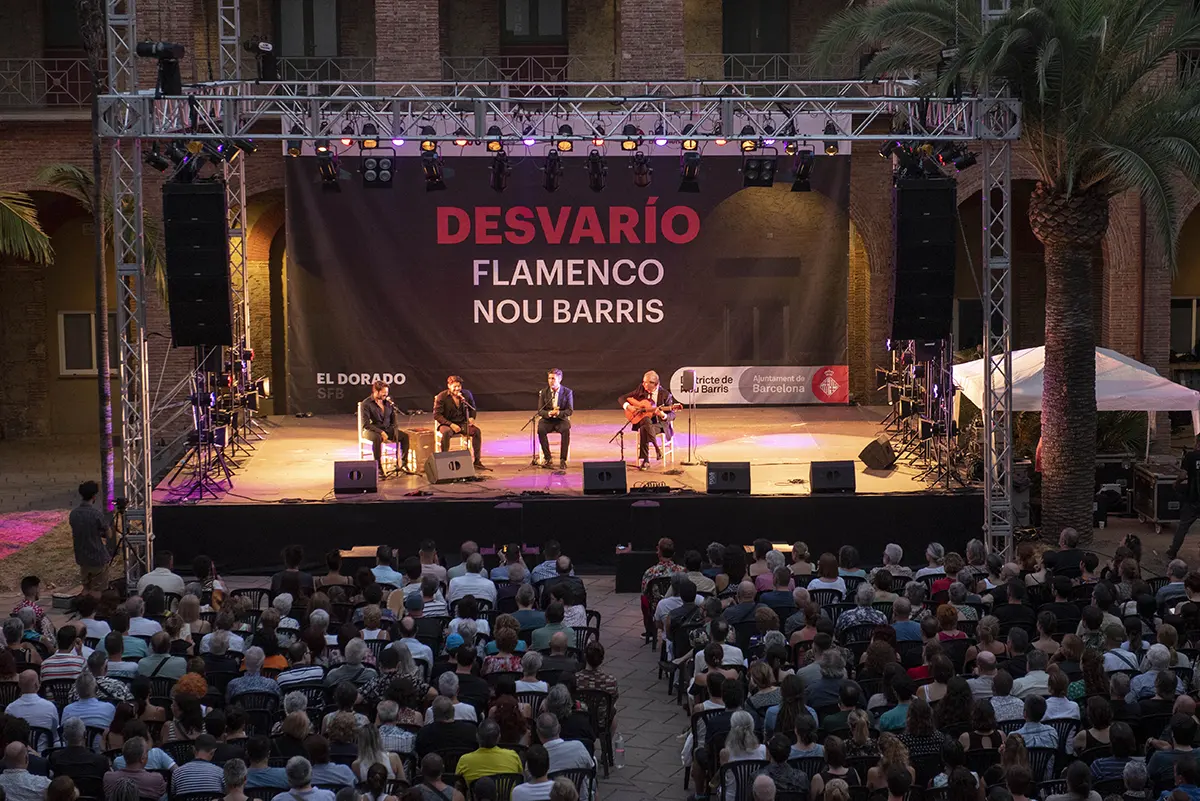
xmin=1029 ymin=183 xmax=1109 ymax=542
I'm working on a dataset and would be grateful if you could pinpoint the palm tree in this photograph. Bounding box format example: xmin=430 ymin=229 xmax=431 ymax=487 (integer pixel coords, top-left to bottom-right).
xmin=0 ymin=192 xmax=52 ymax=264
xmin=813 ymin=0 xmax=1200 ymax=541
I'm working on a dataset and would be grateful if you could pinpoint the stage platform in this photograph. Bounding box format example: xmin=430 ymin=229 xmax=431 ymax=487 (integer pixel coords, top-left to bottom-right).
xmin=152 ymin=406 xmax=983 ymax=571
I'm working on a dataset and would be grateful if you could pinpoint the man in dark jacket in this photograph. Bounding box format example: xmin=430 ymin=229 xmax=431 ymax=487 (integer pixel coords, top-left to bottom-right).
xmin=360 ymin=380 xmax=409 ymax=477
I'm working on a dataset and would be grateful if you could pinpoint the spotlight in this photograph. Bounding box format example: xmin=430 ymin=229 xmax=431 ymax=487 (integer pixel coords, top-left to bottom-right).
xmin=739 ymin=125 xmax=757 ymax=152
xmin=453 ymin=128 xmax=469 ymax=147
xmin=315 ymin=139 xmax=330 ymax=153
xmin=392 ymin=138 xmax=405 ymax=146
xmin=592 ymin=124 xmax=606 ymax=148
xmin=823 ymin=121 xmax=839 ymax=155
xmin=586 ymin=150 xmax=607 ymax=192
xmin=621 ymin=124 xmax=641 ymax=152
xmin=679 ymin=151 xmax=700 ymax=193
xmin=420 ymin=126 xmax=437 ymax=152
xmin=715 ymin=137 xmax=728 ymax=146
xmin=790 ymin=150 xmax=814 ymax=192
xmin=255 ymin=377 xmax=271 ymax=398
xmin=361 ymin=124 xmax=379 ymax=149
xmin=317 ymin=151 xmax=339 ymax=184
xmin=135 ymin=41 xmax=184 ymax=95
xmin=879 ymin=140 xmax=898 ymax=159
xmin=631 ymin=152 xmax=652 ymax=188
xmin=742 ymin=155 xmax=776 ymax=187
xmin=522 ymin=126 xmax=536 ymax=147
xmin=785 ymin=141 xmax=797 ymax=156
xmin=681 ymin=124 xmax=698 ymax=152
xmin=762 ymin=123 xmax=776 ymax=147
xmin=490 ymin=152 xmax=510 ymax=192
xmin=543 ymin=151 xmax=564 ymax=192
xmin=653 ymin=124 xmax=668 ymax=148
xmin=362 ymin=151 xmax=394 ymax=188
xmin=144 ymin=145 xmax=170 ymax=172
xmin=340 ymin=124 xmax=354 ymax=147
xmin=953 ymin=151 xmax=978 ymax=170
xmin=423 ymin=152 xmax=446 ymax=191
xmin=557 ymin=124 xmax=574 ymax=152
xmin=287 ymin=125 xmax=303 ymax=157
xmin=486 ymin=125 xmax=504 ymax=152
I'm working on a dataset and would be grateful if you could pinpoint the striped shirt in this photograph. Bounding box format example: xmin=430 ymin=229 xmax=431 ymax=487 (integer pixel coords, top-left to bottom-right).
xmin=40 ymin=653 xmax=87 ymax=682
xmin=171 ymin=759 xmax=225 ymax=795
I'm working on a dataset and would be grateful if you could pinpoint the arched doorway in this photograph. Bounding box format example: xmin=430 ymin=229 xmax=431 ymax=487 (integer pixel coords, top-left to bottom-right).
xmin=1169 ymin=206 xmax=1200 ymax=390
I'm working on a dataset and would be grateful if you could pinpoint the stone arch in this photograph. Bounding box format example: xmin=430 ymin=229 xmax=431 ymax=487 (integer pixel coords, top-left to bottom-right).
xmin=246 ymin=189 xmax=286 ymax=410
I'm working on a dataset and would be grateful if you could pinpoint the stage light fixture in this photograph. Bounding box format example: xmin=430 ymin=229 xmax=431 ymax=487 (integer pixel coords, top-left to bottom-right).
xmin=255 ymin=377 xmax=271 ymax=398
xmin=420 ymin=126 xmax=438 ymax=152
xmin=489 ymin=151 xmax=510 ymax=192
xmin=423 ymin=151 xmax=446 ymax=191
xmin=586 ymin=150 xmax=607 ymax=192
xmin=135 ymin=41 xmax=185 ymax=96
xmin=631 ymin=152 xmax=652 ymax=188
xmin=144 ymin=144 xmax=170 ymax=172
xmin=715 ymin=137 xmax=728 ymax=146
xmin=742 ymin=154 xmax=776 ymax=187
xmin=557 ymin=124 xmax=574 ymax=152
xmin=679 ymin=151 xmax=700 ymax=193
xmin=340 ymin=124 xmax=354 ymax=147
xmin=681 ymin=124 xmax=698 ymax=152
xmin=739 ymin=125 xmax=758 ymax=152
xmin=953 ymin=151 xmax=978 ymax=170
xmin=522 ymin=125 xmax=536 ymax=147
xmin=453 ymin=128 xmax=470 ymax=147
xmin=543 ymin=151 xmax=564 ymax=192
xmin=286 ymin=125 xmax=303 ymax=157
xmin=315 ymin=139 xmax=330 ymax=153
xmin=486 ymin=125 xmax=504 ymax=152
xmin=621 ymin=124 xmax=641 ymax=152
xmin=790 ymin=150 xmax=814 ymax=192
xmin=762 ymin=123 xmax=776 ymax=147
xmin=361 ymin=123 xmax=379 ymax=149
xmin=362 ymin=152 xmax=394 ymax=188
xmin=592 ymin=124 xmax=606 ymax=148
xmin=392 ymin=138 xmax=405 ymax=147
xmin=653 ymin=124 xmax=668 ymax=147
xmin=879 ymin=139 xmax=898 ymax=159
xmin=823 ymin=121 xmax=839 ymax=155
xmin=785 ymin=141 xmax=797 ymax=156
xmin=317 ymin=151 xmax=339 ymax=184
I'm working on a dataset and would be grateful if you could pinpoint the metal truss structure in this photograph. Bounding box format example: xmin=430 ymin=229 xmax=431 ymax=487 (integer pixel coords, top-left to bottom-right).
xmin=102 ymin=0 xmax=1020 ymax=570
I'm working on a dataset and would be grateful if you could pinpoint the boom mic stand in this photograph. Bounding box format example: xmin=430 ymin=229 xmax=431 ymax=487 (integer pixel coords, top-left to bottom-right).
xmin=520 ymin=395 xmax=552 ymax=467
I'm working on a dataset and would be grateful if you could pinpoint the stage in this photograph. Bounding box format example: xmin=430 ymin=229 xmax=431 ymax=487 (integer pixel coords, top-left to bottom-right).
xmin=151 ymin=406 xmax=984 ymax=571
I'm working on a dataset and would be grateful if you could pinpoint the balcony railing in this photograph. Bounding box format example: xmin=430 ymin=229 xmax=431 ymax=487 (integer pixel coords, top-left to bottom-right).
xmin=441 ymin=55 xmax=617 ymax=83
xmin=686 ymin=53 xmax=815 ymax=82
xmin=277 ymin=57 xmax=376 ymax=83
xmin=0 ymin=59 xmax=93 ymax=109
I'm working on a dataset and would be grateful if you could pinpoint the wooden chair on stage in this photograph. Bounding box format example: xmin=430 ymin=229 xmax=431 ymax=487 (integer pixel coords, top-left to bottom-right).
xmin=357 ymin=402 xmax=400 ymax=472
xmin=433 ymin=396 xmax=474 ymax=456
xmin=656 ymin=431 xmax=675 ymax=466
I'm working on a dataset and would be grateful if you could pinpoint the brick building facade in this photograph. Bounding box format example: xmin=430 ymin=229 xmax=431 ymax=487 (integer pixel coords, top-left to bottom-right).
xmin=0 ymin=0 xmax=1192 ymax=446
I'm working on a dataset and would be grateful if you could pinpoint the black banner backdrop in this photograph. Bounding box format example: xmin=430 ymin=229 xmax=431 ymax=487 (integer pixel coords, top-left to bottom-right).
xmin=285 ymin=154 xmax=851 ymax=412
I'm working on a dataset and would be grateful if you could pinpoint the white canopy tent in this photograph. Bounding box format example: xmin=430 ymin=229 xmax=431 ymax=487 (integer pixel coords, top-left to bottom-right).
xmin=953 ymin=346 xmax=1200 ymax=439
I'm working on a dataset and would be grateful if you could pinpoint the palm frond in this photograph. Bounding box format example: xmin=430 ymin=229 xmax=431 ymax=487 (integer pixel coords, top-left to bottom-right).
xmin=0 ymin=192 xmax=53 ymax=265
xmin=35 ymin=163 xmax=95 ymax=214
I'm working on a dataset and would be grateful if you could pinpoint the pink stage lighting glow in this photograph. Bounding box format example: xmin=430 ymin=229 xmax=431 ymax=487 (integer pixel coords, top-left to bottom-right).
xmin=391 ymin=138 xmax=404 ymax=146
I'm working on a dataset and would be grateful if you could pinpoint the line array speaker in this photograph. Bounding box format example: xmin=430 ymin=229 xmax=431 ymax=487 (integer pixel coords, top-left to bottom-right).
xmin=162 ymin=182 xmax=233 ymax=347
xmin=892 ymin=178 xmax=957 ymax=341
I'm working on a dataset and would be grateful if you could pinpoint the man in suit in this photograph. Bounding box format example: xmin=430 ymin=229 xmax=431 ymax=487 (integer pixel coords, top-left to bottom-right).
xmin=537 ymin=368 xmax=573 ymax=468
xmin=360 ymin=380 xmax=410 ymax=478
xmin=618 ymin=370 xmax=676 ymax=470
xmin=433 ymin=375 xmax=487 ymax=470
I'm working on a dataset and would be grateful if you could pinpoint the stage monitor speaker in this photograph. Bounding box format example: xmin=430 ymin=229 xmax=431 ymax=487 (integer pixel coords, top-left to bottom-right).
xmin=810 ymin=460 xmax=857 ymax=493
xmin=859 ymin=434 xmax=897 ymax=470
xmin=680 ymin=369 xmax=696 ymax=393
xmin=333 ymin=460 xmax=377 ymax=494
xmin=707 ymin=461 xmax=751 ymax=494
xmin=893 ymin=178 xmax=957 ymax=341
xmin=163 ymin=182 xmax=233 ymax=347
xmin=425 ymin=450 xmax=475 ymax=484
xmin=583 ymin=461 xmax=627 ymax=495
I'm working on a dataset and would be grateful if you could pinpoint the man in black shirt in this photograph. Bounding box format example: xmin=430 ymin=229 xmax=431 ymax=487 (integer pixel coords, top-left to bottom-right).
xmin=993 ymin=580 xmax=1038 ymax=634
xmin=360 ymin=380 xmax=410 ymax=478
xmin=69 ymin=480 xmax=113 ymax=596
xmin=50 ymin=718 xmax=109 ymax=786
xmin=1044 ymin=527 xmax=1085 ymax=580
xmin=450 ymin=646 xmax=489 ymax=714
xmin=1038 ymin=576 xmax=1082 ymax=631
xmin=998 ymin=627 xmax=1030 ymax=679
xmin=433 ymin=375 xmax=487 ymax=469
xmin=1169 ymin=435 xmax=1200 ymax=560
xmin=415 ymin=696 xmax=478 ymax=757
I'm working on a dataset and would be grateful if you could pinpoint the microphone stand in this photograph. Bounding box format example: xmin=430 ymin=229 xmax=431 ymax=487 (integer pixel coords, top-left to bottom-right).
xmin=456 ymin=392 xmax=478 ymax=460
xmin=521 ymin=393 xmax=553 ymax=467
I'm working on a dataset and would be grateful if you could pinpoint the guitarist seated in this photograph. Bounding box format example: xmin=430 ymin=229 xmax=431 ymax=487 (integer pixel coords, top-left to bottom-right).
xmin=619 ymin=370 xmax=681 ymax=470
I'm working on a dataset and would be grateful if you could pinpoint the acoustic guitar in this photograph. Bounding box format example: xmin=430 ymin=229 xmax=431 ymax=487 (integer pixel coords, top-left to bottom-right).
xmin=624 ymin=399 xmax=684 ymax=425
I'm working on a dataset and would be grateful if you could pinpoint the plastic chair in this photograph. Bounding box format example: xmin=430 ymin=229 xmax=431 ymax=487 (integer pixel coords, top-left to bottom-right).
xmin=472 ymin=773 xmax=524 ymax=801
xmin=718 ymin=760 xmax=770 ymax=801
xmin=40 ymin=678 xmax=75 ymax=711
xmin=578 ymin=688 xmax=616 ymax=777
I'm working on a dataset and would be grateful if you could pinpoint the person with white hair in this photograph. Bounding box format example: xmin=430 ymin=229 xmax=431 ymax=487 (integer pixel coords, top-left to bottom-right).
xmin=423 ymin=672 xmax=478 ymax=724
xmin=1126 ymin=643 xmax=1185 ymax=702
xmin=307 ymin=608 xmax=336 ymax=647
xmin=752 ymin=775 xmax=777 ymax=801
xmin=755 ymin=551 xmax=789 ymax=593
xmin=61 ymin=672 xmax=115 ymax=728
xmin=870 ymin=544 xmax=914 ymax=582
xmin=323 ymin=639 xmax=377 ymax=688
xmin=272 ymin=756 xmax=335 ymax=801
xmin=49 ymin=716 xmax=110 ymax=780
xmin=272 ymin=594 xmax=300 ymax=645
xmin=126 ymin=596 xmax=162 ymax=637
xmin=916 ymin=543 xmax=946 ymax=578
xmin=719 ymin=710 xmax=767 ymax=800
xmin=227 ymin=646 xmax=282 ymax=702
xmin=833 ymin=583 xmax=888 ymax=635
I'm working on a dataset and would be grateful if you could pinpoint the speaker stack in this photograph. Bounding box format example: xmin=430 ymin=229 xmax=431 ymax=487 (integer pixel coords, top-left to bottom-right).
xmin=892 ymin=178 xmax=957 ymax=341
xmin=162 ymin=182 xmax=233 ymax=347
